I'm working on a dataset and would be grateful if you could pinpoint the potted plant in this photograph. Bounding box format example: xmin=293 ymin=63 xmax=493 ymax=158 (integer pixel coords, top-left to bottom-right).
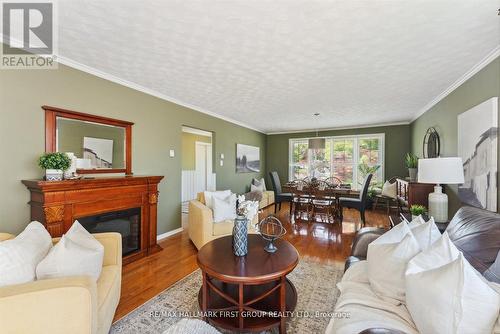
xmin=409 ymin=204 xmax=426 ymax=221
xmin=405 ymin=153 xmax=419 ymax=182
xmin=38 ymin=152 xmax=71 ymax=181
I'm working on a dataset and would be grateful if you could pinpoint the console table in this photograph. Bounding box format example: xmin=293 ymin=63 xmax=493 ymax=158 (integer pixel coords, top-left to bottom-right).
xmin=22 ymin=175 xmax=164 ymax=264
xmin=197 ymin=235 xmax=299 ymax=333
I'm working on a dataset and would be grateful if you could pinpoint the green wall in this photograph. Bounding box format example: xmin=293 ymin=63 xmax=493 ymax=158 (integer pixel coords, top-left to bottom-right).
xmin=0 ymin=63 xmax=266 ymax=235
xmin=410 ymin=57 xmax=500 ymax=215
xmin=58 ymin=118 xmax=125 ymax=168
xmin=266 ymin=125 xmax=411 ymax=186
xmin=181 ymin=132 xmax=212 ymax=170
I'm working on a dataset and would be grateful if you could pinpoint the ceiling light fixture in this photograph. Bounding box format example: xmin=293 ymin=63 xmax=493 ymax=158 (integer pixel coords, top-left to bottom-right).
xmin=308 ymin=113 xmax=325 ymax=149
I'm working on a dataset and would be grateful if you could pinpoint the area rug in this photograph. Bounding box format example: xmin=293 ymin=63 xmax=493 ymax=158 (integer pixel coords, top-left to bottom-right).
xmin=110 ymin=259 xmax=344 ymax=334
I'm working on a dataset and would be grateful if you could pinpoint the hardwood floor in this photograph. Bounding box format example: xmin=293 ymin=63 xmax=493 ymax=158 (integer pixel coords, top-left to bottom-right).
xmin=114 ymin=204 xmax=390 ymax=321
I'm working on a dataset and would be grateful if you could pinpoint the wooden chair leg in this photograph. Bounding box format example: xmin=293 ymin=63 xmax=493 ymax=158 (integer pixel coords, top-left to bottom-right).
xmin=274 ymin=202 xmax=278 ymax=214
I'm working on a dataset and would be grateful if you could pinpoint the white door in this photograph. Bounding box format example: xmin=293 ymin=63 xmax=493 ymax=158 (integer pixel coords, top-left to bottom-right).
xmin=195 ymin=142 xmax=213 ymax=194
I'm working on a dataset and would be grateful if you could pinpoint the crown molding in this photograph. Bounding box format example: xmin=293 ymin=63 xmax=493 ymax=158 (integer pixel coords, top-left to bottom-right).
xmin=266 ymin=121 xmax=410 ymax=135
xmin=54 ymin=56 xmax=266 ymax=134
xmin=411 ymin=45 xmax=500 ymax=122
xmin=181 ymin=126 xmax=212 ymax=137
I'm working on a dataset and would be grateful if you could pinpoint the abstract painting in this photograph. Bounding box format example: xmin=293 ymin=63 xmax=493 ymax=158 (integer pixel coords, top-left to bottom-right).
xmin=236 ymin=144 xmax=260 ymax=173
xmin=458 ymin=97 xmax=498 ymax=211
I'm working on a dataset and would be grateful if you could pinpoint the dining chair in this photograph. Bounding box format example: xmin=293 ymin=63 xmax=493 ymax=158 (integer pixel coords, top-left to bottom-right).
xmin=325 ymin=176 xmax=342 ymax=188
xmin=269 ymin=171 xmax=293 ymax=214
xmin=291 ymin=179 xmax=313 ymax=221
xmin=339 ymin=173 xmax=373 ymax=226
xmin=311 ymin=180 xmax=335 ymax=223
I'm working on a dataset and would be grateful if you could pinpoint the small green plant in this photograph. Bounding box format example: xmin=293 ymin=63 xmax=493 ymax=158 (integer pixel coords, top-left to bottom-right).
xmin=410 ymin=204 xmax=426 ymax=216
xmin=38 ymin=152 xmax=71 ymax=170
xmin=404 ymin=153 xmax=418 ymax=169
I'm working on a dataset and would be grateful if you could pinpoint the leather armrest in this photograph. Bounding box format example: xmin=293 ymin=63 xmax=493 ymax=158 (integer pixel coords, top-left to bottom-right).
xmin=350 ymin=227 xmax=386 ymax=258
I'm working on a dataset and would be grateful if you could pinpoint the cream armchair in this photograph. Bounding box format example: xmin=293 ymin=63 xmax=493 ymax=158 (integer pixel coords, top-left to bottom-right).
xmin=188 ymin=192 xmax=259 ymax=250
xmin=0 ymin=232 xmax=122 ymax=334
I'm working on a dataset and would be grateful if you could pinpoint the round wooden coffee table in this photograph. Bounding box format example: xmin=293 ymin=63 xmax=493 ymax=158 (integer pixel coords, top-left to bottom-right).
xmin=197 ymin=234 xmax=299 ymax=333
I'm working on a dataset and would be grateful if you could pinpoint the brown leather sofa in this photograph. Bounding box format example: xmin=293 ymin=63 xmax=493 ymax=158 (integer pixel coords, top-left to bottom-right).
xmin=343 ymin=206 xmax=500 ymax=334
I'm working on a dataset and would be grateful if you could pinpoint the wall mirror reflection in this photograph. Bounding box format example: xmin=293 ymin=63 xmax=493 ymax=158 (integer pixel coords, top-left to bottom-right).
xmin=56 ymin=118 xmax=126 ymax=170
xmin=44 ymin=106 xmax=133 ymax=174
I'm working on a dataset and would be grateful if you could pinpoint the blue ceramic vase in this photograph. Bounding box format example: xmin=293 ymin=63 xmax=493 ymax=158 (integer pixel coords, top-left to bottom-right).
xmin=232 ymin=215 xmax=248 ymax=256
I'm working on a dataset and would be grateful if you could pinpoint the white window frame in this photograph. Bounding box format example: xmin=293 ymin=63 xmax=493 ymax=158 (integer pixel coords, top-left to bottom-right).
xmin=288 ymin=133 xmax=385 ymax=189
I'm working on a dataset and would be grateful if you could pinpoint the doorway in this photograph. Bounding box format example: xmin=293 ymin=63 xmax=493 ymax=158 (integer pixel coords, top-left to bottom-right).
xmin=181 ymin=127 xmax=215 ymax=227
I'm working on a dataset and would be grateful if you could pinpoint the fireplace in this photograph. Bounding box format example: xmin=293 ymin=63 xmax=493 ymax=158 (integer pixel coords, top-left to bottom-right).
xmin=78 ymin=207 xmax=141 ymax=256
xmin=22 ymin=175 xmax=164 ymax=264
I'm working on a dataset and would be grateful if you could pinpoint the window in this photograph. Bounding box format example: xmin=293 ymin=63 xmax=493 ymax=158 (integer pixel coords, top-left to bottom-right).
xmin=289 ymin=134 xmax=384 ymax=189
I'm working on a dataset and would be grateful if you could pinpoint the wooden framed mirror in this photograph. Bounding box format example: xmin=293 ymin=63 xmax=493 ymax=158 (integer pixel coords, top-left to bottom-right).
xmin=43 ymin=106 xmax=133 ymax=174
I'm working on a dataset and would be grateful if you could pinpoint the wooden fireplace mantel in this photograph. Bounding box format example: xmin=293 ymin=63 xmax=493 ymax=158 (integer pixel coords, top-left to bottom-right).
xmin=22 ymin=175 xmax=164 ymax=264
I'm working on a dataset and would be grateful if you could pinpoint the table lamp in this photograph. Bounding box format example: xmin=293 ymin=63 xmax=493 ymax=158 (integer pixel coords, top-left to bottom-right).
xmin=418 ymin=157 xmax=464 ymax=222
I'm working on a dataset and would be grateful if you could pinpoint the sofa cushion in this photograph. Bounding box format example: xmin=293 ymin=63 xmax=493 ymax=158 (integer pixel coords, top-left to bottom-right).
xmin=213 ymin=194 xmax=236 ymax=222
xmin=212 ymin=219 xmax=235 ymax=236
xmin=252 ymin=177 xmax=267 ymax=191
xmin=342 ymin=260 xmax=369 ymax=284
xmin=327 ymin=280 xmax=418 ymax=334
xmin=0 ymin=221 xmax=52 ymax=287
xmin=212 ymin=219 xmax=257 ymax=237
xmin=251 ymin=183 xmax=265 ymax=193
xmin=409 ymin=218 xmax=440 ymax=250
xmin=406 ymin=233 xmax=500 ymax=334
xmin=37 ymin=222 xmax=104 ymax=282
xmin=367 ymin=223 xmax=420 ymax=304
xmin=203 ymin=190 xmax=232 ymax=209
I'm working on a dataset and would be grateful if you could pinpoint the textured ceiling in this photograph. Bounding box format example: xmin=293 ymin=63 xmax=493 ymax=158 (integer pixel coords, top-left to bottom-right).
xmin=59 ymin=1 xmax=500 ymax=133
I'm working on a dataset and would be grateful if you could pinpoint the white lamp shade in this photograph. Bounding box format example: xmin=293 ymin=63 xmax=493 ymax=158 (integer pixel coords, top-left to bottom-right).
xmin=418 ymin=157 xmax=464 ymax=184
xmin=308 ymin=138 xmax=325 ymax=150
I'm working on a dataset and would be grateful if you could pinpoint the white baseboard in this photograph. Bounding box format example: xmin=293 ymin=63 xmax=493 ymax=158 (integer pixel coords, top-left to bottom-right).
xmin=157 ymin=227 xmax=183 ymax=241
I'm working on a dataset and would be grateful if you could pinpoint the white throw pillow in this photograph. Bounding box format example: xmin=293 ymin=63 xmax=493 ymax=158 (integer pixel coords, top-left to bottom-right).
xmin=0 ymin=221 xmax=52 ymax=287
xmin=250 ymin=183 xmax=264 ymax=193
xmin=36 ymin=221 xmax=104 ymax=281
xmin=381 ymin=180 xmax=397 ymax=198
xmin=405 ymin=215 xmax=426 ymax=228
xmin=212 ymin=194 xmax=237 ymax=222
xmin=252 ymin=177 xmax=267 ymax=191
xmin=408 ymin=217 xmax=440 ymax=250
xmin=367 ymin=222 xmax=421 ymax=304
xmin=204 ymin=190 xmax=231 ymax=209
xmin=406 ymin=232 xmax=459 ymax=273
xmin=406 ymin=247 xmax=500 ymax=334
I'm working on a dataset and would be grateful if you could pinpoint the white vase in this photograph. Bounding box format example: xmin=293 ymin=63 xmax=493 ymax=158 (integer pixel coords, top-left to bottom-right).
xmin=64 ymin=152 xmax=77 ymax=179
xmin=46 ymin=169 xmax=63 ymax=181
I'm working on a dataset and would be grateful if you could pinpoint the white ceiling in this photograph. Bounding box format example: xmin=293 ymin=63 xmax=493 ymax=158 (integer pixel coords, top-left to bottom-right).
xmin=58 ymin=0 xmax=500 ymax=134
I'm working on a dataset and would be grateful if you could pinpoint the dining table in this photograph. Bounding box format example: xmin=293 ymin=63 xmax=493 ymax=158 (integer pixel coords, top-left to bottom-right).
xmin=282 ymin=182 xmax=360 ymax=221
